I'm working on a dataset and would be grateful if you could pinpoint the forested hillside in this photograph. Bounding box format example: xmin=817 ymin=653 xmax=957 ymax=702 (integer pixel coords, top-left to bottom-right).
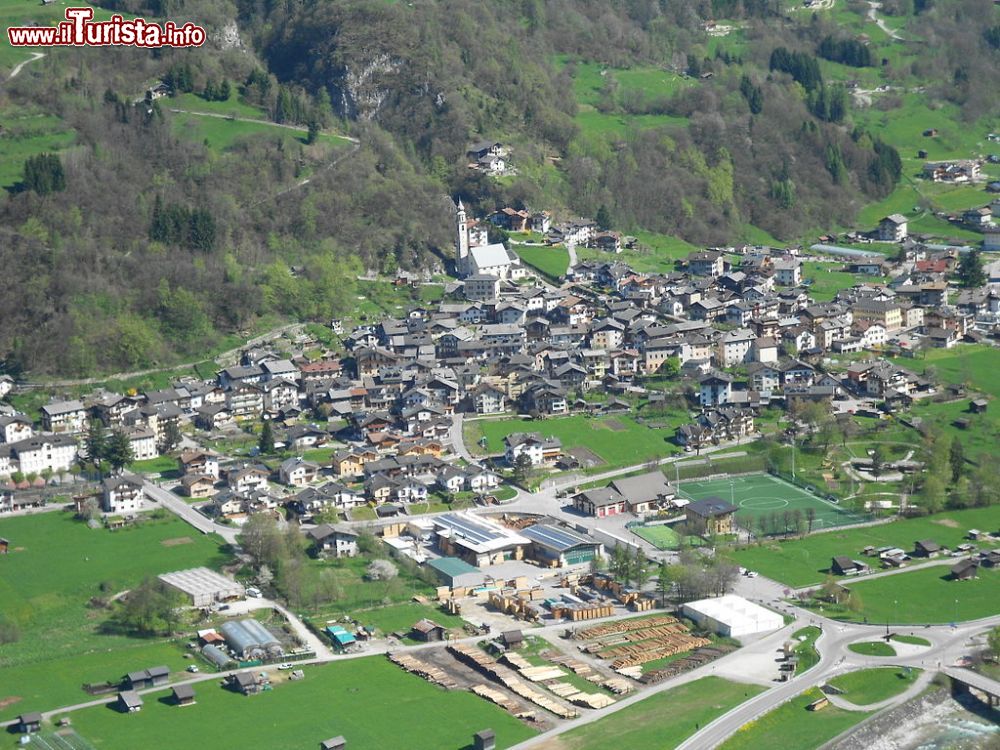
xmin=1 ymin=0 xmax=998 ymax=375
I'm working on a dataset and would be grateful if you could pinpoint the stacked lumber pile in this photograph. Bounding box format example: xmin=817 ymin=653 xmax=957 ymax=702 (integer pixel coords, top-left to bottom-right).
xmin=639 ymin=644 xmax=738 ymax=685
xmin=388 ymin=653 xmax=460 ymax=690
xmin=472 ymin=684 xmax=520 ymax=712
xmin=606 ymin=632 xmax=710 ymax=669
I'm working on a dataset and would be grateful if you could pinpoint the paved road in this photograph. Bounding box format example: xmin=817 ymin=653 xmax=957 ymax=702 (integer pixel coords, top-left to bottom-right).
xmin=142 ymin=479 xmax=238 ymax=545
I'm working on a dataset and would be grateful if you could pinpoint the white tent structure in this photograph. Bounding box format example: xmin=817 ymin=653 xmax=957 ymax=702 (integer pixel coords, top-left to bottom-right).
xmin=681 ymin=594 xmax=783 ymax=637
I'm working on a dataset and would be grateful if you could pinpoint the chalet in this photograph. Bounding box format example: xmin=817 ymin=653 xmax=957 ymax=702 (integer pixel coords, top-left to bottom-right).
xmin=686 ymin=251 xmax=725 ymax=278
xmin=278 ymin=457 xmax=319 ymax=487
xmin=951 ymin=559 xmax=978 ymax=580
xmin=172 ymin=684 xmax=196 ymax=706
xmin=411 ymin=619 xmax=447 ymax=642
xmin=40 ymin=400 xmax=87 ymax=433
xmin=180 ymin=474 xmax=216 ymax=499
xmin=685 ymin=497 xmax=738 ymax=535
xmin=117 ymin=690 xmax=144 ymax=713
xmin=830 ymin=556 xmax=868 ymax=576
xmin=227 ymin=466 xmax=270 ymax=494
xmin=503 ymin=433 xmax=562 ymax=466
xmin=332 ymin=449 xmax=378 ymax=478
xmin=914 ymin=539 xmax=943 ymax=558
xmin=180 ymin=450 xmax=220 ymax=478
xmin=308 ymin=524 xmax=359 ymax=558
xmin=228 ymin=672 xmax=265 ymax=695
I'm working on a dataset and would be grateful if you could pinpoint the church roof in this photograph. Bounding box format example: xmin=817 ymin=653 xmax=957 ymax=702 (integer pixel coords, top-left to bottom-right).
xmin=470 ymin=243 xmax=516 ymax=268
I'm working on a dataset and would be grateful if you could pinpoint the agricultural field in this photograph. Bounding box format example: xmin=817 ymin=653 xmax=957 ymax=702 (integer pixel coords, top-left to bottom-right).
xmin=168 ymin=111 xmax=350 ymax=156
xmin=0 ymin=109 xmax=76 ymax=191
xmin=801 ymin=262 xmax=879 ymax=302
xmin=0 ymin=512 xmax=229 ymax=720
xmin=532 ymin=677 xmax=765 ymax=750
xmin=465 ymin=413 xmax=684 ymax=472
xmin=62 ymin=657 xmax=537 ymax=750
xmin=575 ymin=230 xmax=698 ymax=275
xmin=298 ymin=555 xmax=439 ymax=626
xmin=339 ymin=602 xmax=466 ymax=641
xmin=717 ymin=688 xmax=871 ymax=750
xmin=515 ymin=245 xmax=570 ymax=279
xmin=729 ymin=506 xmax=1000 ymax=587
xmin=892 ymin=346 xmax=1000 ymax=399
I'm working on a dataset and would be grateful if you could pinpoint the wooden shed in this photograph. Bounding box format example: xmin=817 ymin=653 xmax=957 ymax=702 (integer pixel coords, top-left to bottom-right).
xmin=321 ymin=737 xmax=346 ymax=750
xmin=172 ymin=684 xmax=196 ymax=706
xmin=17 ymin=712 xmax=42 ymax=734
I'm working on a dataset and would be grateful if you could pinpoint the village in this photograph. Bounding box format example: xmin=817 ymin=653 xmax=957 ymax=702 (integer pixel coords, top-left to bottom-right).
xmin=2 ymin=156 xmax=1000 ymax=750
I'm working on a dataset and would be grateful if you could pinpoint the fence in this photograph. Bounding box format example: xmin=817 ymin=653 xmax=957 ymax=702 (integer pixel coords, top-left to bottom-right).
xmin=671 ymin=453 xmax=767 ymax=482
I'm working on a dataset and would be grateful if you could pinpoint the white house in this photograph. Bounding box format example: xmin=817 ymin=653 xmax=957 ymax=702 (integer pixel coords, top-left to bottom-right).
xmin=102 ymin=475 xmax=145 ymax=514
xmin=718 ymin=329 xmax=756 ymax=367
xmin=771 ymin=258 xmax=802 ymax=286
xmin=227 ymin=466 xmax=269 ymax=494
xmin=8 ymin=435 xmax=77 ymax=474
xmin=503 ymin=433 xmax=561 ymax=466
xmin=126 ymin=428 xmax=159 ymax=461
xmin=279 ymin=457 xmax=319 ymax=487
xmin=877 ymin=214 xmax=908 ymax=241
xmin=0 ymin=415 xmax=33 ymax=444
xmin=473 ymin=385 xmax=506 ymax=415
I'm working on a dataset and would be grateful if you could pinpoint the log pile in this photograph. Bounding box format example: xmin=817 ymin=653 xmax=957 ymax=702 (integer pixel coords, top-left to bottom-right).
xmin=388 ymin=653 xmax=460 ymax=690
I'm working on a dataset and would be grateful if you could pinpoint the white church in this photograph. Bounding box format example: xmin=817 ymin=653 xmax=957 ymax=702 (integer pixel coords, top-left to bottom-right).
xmin=454 ymin=199 xmax=526 ymax=280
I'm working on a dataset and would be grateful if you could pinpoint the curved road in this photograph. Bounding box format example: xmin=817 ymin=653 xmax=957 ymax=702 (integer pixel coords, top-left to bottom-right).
xmin=7 ymin=51 xmax=45 ymax=80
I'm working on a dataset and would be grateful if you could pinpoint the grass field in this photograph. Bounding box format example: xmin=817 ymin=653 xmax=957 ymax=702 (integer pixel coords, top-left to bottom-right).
xmin=515 ymin=245 xmax=569 ymax=279
xmin=847 ymin=641 xmax=896 ymax=657
xmin=892 ymin=346 xmax=1000 ymax=398
xmin=342 ymin=602 xmax=465 ymax=639
xmin=62 ymin=657 xmax=536 ymax=750
xmin=801 ymin=262 xmax=877 ymax=302
xmin=678 ymin=473 xmax=868 ymax=533
xmin=828 ymin=667 xmax=920 ymax=706
xmin=0 ymin=109 xmax=76 ymax=190
xmin=718 ymin=688 xmax=872 ymax=750
xmin=792 ymin=626 xmax=821 ymax=675
xmin=0 ymin=512 xmax=228 ymax=719
xmin=465 ymin=414 xmax=683 ymax=471
xmin=837 ymin=565 xmax=1000 ymax=625
xmin=534 ymin=677 xmax=765 ymax=750
xmin=168 ymin=111 xmax=349 ymax=156
xmin=730 ymin=506 xmax=1000 ymax=587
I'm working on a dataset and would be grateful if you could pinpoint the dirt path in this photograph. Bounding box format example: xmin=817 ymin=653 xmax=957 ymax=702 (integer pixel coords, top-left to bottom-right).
xmin=6 ymin=51 xmax=44 ymax=80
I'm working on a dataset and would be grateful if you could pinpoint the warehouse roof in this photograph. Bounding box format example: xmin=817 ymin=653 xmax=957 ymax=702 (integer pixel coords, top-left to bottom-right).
xmin=433 ymin=513 xmax=529 ymax=554
xmin=428 ymin=556 xmax=481 ymax=579
xmin=521 ymin=523 xmax=596 ymax=552
xmin=158 ymin=567 xmax=245 ymax=600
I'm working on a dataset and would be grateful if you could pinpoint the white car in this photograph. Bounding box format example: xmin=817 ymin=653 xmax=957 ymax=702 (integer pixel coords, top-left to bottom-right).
xmin=186 ymin=665 xmax=199 ymax=673
xmin=277 ymin=663 xmax=294 ymax=670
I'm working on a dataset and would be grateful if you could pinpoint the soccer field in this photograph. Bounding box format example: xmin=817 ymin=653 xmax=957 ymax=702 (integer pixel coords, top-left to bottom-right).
xmin=678 ymin=473 xmax=868 ymax=533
